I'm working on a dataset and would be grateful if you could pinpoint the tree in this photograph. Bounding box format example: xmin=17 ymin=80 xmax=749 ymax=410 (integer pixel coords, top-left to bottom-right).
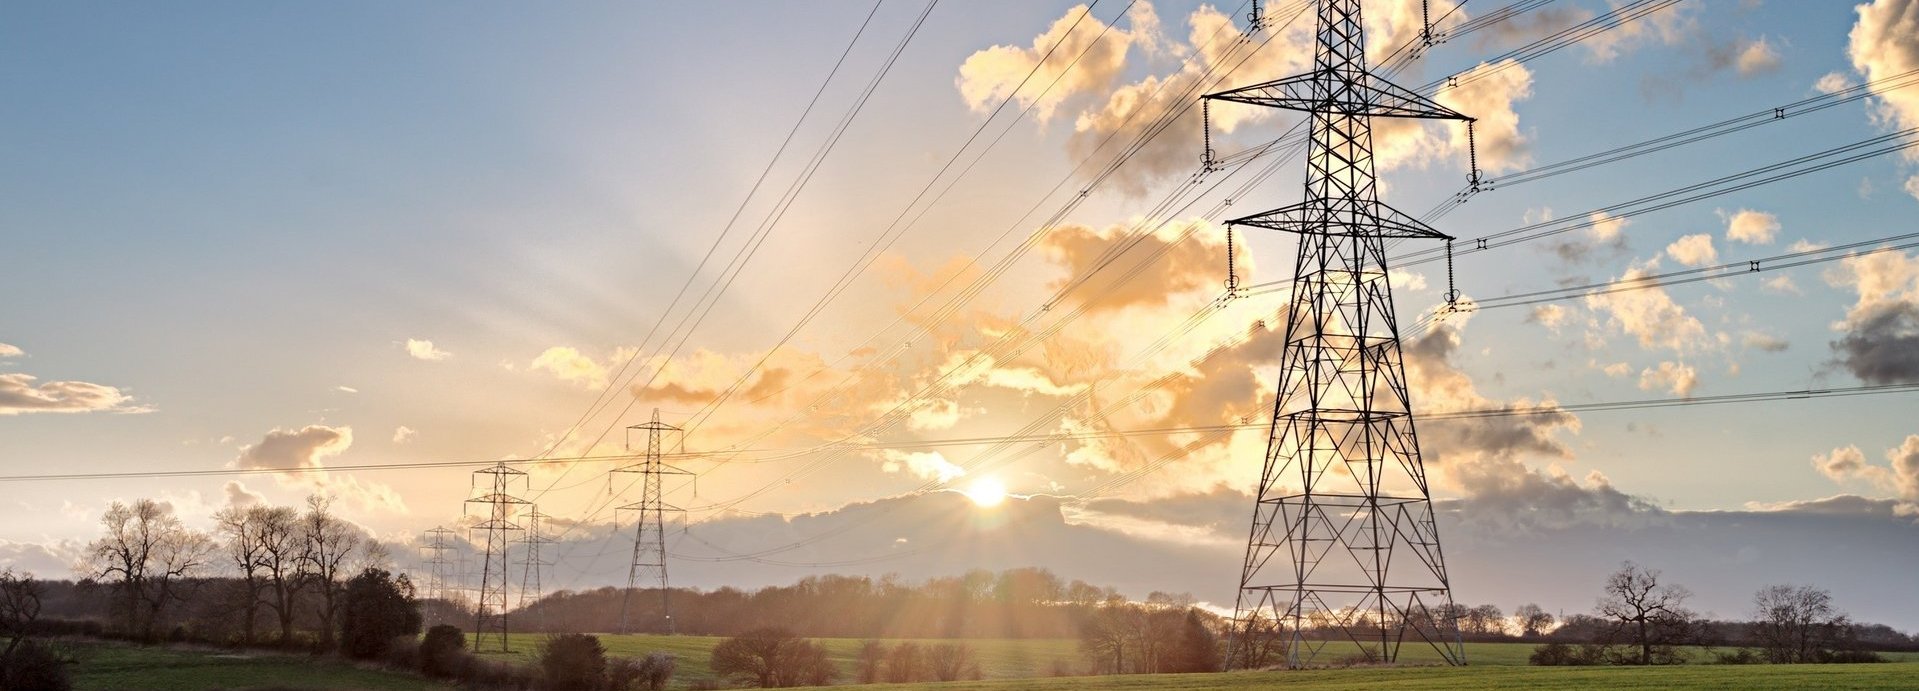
xmin=1751 ymin=584 xmax=1866 ymax=664
xmin=213 ymin=506 xmax=269 ymax=645
xmin=925 ymin=643 xmax=979 ymax=681
xmin=537 ymin=633 xmax=607 ymax=691
xmin=300 ymin=495 xmax=362 ymax=650
xmin=854 ymin=640 xmax=886 ymax=683
xmin=882 ymin=641 xmax=923 ymax=682
xmin=0 ymin=569 xmax=43 ymax=659
xmin=252 ymin=505 xmax=305 ymax=646
xmin=84 ymin=499 xmax=213 ymax=640
xmin=1514 ymin=603 xmax=1555 ymax=638
xmin=1463 ymin=604 xmax=1506 ymax=636
xmin=339 ymin=568 xmax=422 ymax=660
xmin=1595 ymin=562 xmax=1700 ymax=665
xmin=419 ymin=624 xmax=466 ymax=678
xmin=709 ymin=627 xmax=836 ymax=688
xmin=1165 ymin=609 xmax=1219 ymax=673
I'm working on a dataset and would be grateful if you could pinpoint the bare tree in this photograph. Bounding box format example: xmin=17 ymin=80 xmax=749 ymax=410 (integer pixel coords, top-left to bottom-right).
xmin=1514 ymin=603 xmax=1555 ymax=638
xmin=85 ymin=499 xmax=209 ymax=639
xmin=0 ymin=569 xmax=43 ymax=658
xmin=214 ymin=506 xmax=269 ymax=645
xmin=1595 ymin=561 xmax=1700 ymax=665
xmin=300 ymin=495 xmax=362 ymax=650
xmin=253 ymin=505 xmax=305 ymax=646
xmin=1462 ymin=604 xmax=1506 ymax=636
xmin=1752 ymin=584 xmax=1855 ymax=663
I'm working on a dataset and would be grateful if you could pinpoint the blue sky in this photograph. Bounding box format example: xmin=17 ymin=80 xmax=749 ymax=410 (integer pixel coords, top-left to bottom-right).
xmin=4 ymin=0 xmax=1919 ymax=626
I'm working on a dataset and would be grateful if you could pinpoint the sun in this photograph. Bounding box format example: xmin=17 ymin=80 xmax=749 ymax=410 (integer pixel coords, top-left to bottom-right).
xmin=964 ymin=477 xmax=1008 ymax=507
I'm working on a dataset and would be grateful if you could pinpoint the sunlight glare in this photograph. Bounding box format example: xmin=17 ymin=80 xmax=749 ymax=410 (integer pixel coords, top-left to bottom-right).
xmin=965 ymin=477 xmax=1008 ymax=507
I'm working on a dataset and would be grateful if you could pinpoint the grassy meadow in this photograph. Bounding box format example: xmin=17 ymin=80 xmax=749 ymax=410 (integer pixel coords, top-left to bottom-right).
xmin=64 ymin=639 xmax=450 ymax=691
xmin=51 ymin=635 xmax=1919 ymax=690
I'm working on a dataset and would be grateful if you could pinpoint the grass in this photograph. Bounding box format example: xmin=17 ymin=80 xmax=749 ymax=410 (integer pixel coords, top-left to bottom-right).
xmin=473 ymin=635 xmax=1919 ymax=688
xmin=64 ymin=639 xmax=450 ymax=691
xmin=475 ymin=634 xmax=1082 ymax=685
xmin=779 ymin=662 xmax=1919 ymax=690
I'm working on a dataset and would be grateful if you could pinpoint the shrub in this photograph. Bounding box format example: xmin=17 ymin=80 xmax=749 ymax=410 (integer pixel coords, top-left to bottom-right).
xmin=1714 ymin=648 xmax=1763 ymax=665
xmin=537 ymin=633 xmax=607 ymax=691
xmin=419 ymin=624 xmax=466 ymax=678
xmin=340 ymin=569 xmax=423 ymax=660
xmin=1 ymin=639 xmax=73 ymax=691
xmin=854 ymin=640 xmax=886 ymax=683
xmin=608 ymin=653 xmax=676 ymax=691
xmin=882 ymin=641 xmax=922 ymax=682
xmin=710 ymin=627 xmax=837 ymax=688
xmin=925 ymin=643 xmax=981 ymax=681
xmin=1530 ymin=642 xmax=1602 ymax=666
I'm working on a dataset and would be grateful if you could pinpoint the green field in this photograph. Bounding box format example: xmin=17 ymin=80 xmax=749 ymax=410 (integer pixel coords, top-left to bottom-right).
xmin=473 ymin=635 xmax=1919 ymax=688
xmin=65 ymin=640 xmax=450 ymax=691
xmin=781 ymin=663 xmax=1919 ymax=690
xmin=56 ymin=636 xmax=1919 ymax=690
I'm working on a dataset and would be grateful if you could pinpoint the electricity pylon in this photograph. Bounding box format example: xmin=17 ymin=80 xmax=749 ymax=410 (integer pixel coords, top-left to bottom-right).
xmin=421 ymin=526 xmax=457 ymax=625
xmin=517 ymin=507 xmax=554 ymax=631
xmin=465 ymin=462 xmax=529 ymax=652
xmin=1208 ymin=0 xmax=1473 ymax=668
xmin=613 ymin=408 xmax=690 ymax=634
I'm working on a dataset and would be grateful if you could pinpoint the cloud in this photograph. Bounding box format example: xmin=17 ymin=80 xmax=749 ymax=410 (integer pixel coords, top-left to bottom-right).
xmin=1582 ymin=0 xmax=1692 ymax=64
xmin=0 ymin=343 xmax=21 ymax=358
xmin=1812 ymin=436 xmax=1919 ymax=513
xmin=334 ymin=385 xmax=359 ymax=394
xmin=1665 ymin=233 xmax=1717 ymax=267
xmin=1721 ymin=208 xmax=1780 ymax=245
xmin=1405 ymin=322 xmax=1581 ymax=468
xmin=956 ymin=3 xmax=1140 ymax=123
xmin=1849 ymin=0 xmax=1919 ymax=196
xmin=531 ymin=346 xmax=611 ymax=389
xmin=1584 ymin=259 xmax=1710 ymax=353
xmin=1814 ymin=71 xmax=1852 ymax=94
xmin=1735 ymin=36 xmax=1783 ymax=76
xmin=404 ymin=338 xmax=450 ymax=361
xmin=1039 ymin=217 xmax=1241 ymax=314
xmin=393 ymin=426 xmax=417 ymax=444
xmin=1742 ymin=331 xmax=1789 ymax=352
xmin=236 ymin=425 xmax=353 ymax=472
xmin=0 ymin=372 xmax=146 ymax=416
xmin=880 ymin=450 xmax=967 ymax=483
xmin=222 ymin=480 xmax=267 ymax=509
xmin=1824 ymin=249 xmax=1919 ymax=384
xmin=1638 ymin=361 xmax=1698 ymax=396
xmin=1528 ymin=304 xmax=1569 ymax=331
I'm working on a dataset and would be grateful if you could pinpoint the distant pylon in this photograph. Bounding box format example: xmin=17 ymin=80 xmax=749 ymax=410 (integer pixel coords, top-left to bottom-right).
xmin=1207 ymin=0 xmax=1473 ymax=668
xmin=517 ymin=507 xmax=554 ymax=632
xmin=465 ymin=462 xmax=529 ymax=652
xmin=422 ymin=526 xmax=457 ymax=625
xmin=612 ymin=409 xmax=691 ymax=634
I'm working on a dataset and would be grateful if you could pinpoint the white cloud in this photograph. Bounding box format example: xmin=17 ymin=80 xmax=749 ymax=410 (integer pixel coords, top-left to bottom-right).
xmin=1849 ymin=0 xmax=1919 ymax=195
xmin=1735 ymin=36 xmax=1782 ymax=76
xmin=1638 ymin=361 xmax=1698 ymax=396
xmin=393 ymin=426 xmax=417 ymax=444
xmin=335 ymin=385 xmax=359 ymax=394
xmin=404 ymin=338 xmax=450 ymax=361
xmin=531 ymin=346 xmax=610 ymax=389
xmin=956 ymin=3 xmax=1141 ymax=123
xmin=1721 ymin=208 xmax=1780 ymax=245
xmin=1584 ymin=259 xmax=1710 ymax=353
xmin=1823 ymin=249 xmax=1919 ymax=383
xmin=0 ymin=343 xmax=22 ymax=358
xmin=1665 ymin=233 xmax=1717 ymax=267
xmin=1742 ymin=331 xmax=1789 ymax=352
xmin=236 ymin=425 xmax=352 ymax=472
xmin=1583 ymin=0 xmax=1692 ymax=64
xmin=880 ymin=449 xmax=966 ymax=483
xmin=1814 ymin=70 xmax=1851 ymax=95
xmin=0 ymin=372 xmax=147 ymax=416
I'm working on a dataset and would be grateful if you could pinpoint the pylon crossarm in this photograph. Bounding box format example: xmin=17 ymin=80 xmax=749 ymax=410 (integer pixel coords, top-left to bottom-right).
xmin=1228 ymin=199 xmax=1454 ymax=240
xmin=1205 ymin=69 xmax=1472 ymax=121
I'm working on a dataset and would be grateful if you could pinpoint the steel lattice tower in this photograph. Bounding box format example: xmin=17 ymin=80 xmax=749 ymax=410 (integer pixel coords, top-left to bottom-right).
xmin=421 ymin=526 xmax=457 ymax=626
xmin=1207 ymin=0 xmax=1473 ymax=668
xmin=516 ymin=507 xmax=553 ymax=631
xmin=465 ymin=462 xmax=529 ymax=652
xmin=613 ymin=408 xmax=690 ymax=634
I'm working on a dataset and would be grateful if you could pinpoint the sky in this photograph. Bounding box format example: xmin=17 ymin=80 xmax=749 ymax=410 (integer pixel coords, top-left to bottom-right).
xmin=4 ymin=0 xmax=1919 ymax=629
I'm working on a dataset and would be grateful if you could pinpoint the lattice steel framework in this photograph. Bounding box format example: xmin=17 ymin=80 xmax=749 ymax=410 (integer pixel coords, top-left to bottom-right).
xmin=1208 ymin=0 xmax=1473 ymax=668
xmin=421 ymin=526 xmax=457 ymax=626
xmin=614 ymin=409 xmax=690 ymax=634
xmin=516 ymin=507 xmax=554 ymax=630
xmin=465 ymin=462 xmax=529 ymax=653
